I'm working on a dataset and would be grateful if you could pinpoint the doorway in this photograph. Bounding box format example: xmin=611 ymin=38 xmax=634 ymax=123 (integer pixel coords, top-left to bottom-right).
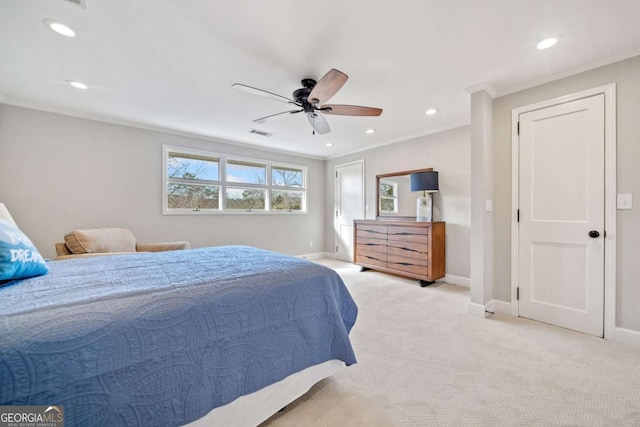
xmin=511 ymin=85 xmax=616 ymax=338
xmin=334 ymin=160 xmax=365 ymax=262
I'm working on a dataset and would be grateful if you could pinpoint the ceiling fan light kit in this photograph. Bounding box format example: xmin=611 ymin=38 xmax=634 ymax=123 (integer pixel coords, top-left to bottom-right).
xmin=233 ymin=68 xmax=382 ymax=135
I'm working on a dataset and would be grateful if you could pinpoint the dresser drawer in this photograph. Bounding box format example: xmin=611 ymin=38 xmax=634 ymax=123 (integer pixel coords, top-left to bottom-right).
xmin=387 ymin=225 xmax=429 ymax=236
xmin=387 ymin=241 xmax=429 ymax=260
xmin=355 ymin=251 xmax=387 ymax=269
xmin=356 ymin=242 xmax=387 ymax=255
xmin=387 ymin=253 xmax=428 ymax=268
xmin=387 ymin=259 xmax=429 ymax=277
xmin=387 ymin=227 xmax=429 ymax=243
xmin=356 ymin=224 xmax=388 ymax=238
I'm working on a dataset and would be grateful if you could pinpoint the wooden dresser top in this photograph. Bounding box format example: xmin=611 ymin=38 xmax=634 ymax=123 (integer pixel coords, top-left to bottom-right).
xmin=354 ymin=219 xmax=445 ymax=227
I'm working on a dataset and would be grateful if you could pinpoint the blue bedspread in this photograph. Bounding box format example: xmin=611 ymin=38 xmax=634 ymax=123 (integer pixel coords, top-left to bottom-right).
xmin=0 ymin=246 xmax=357 ymax=426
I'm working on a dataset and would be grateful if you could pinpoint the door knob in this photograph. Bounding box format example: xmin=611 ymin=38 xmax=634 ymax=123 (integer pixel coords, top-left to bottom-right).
xmin=588 ymin=230 xmax=600 ymax=238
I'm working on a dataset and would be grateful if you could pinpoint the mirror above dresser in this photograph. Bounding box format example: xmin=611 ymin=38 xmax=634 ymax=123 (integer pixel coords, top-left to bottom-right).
xmin=375 ymin=168 xmax=433 ymax=219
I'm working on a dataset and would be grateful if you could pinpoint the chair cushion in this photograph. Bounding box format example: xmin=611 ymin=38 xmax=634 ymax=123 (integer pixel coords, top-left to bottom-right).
xmin=0 ymin=219 xmax=49 ymax=282
xmin=64 ymin=228 xmax=137 ymax=254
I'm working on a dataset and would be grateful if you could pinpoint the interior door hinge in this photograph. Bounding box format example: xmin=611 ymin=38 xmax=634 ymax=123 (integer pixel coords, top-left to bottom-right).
xmin=335 ymin=245 xmax=339 ymax=252
xmin=516 ymin=287 xmax=520 ymax=301
xmin=517 ymin=209 xmax=520 ymax=222
xmin=336 ymin=171 xmax=338 ymax=178
xmin=517 ymin=121 xmax=520 ymax=135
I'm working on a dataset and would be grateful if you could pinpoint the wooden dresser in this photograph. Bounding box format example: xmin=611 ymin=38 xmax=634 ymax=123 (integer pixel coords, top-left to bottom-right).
xmin=353 ymin=220 xmax=445 ymax=286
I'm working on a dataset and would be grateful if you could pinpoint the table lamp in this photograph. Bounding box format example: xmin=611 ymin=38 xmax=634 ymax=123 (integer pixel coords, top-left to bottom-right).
xmin=410 ymin=171 xmax=439 ymax=222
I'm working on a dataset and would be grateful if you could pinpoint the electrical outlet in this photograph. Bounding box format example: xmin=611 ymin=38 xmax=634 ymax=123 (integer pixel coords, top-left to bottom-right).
xmin=309 ymin=241 xmax=313 ymax=248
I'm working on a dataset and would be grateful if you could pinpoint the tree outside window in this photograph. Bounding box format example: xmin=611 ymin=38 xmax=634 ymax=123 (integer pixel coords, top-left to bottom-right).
xmin=167 ymin=152 xmax=220 ymax=210
xmin=271 ymin=166 xmax=304 ymax=211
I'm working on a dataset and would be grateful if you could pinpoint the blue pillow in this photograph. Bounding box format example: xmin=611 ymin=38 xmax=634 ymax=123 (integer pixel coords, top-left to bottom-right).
xmin=0 ymin=219 xmax=49 ymax=282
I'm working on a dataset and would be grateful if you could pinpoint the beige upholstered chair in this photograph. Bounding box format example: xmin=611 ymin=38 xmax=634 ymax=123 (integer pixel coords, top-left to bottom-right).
xmin=55 ymin=227 xmax=190 ymax=260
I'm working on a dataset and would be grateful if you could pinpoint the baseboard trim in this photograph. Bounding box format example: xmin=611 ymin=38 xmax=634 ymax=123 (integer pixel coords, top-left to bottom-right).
xmin=614 ymin=327 xmax=640 ymax=348
xmin=468 ymin=302 xmax=489 ymax=318
xmin=486 ymin=299 xmax=512 ymax=315
xmin=441 ymin=274 xmax=471 ymax=288
xmin=297 ymin=252 xmax=334 ymax=260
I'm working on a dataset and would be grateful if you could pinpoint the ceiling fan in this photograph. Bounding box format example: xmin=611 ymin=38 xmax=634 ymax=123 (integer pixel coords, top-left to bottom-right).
xmin=232 ymin=69 xmax=382 ymax=135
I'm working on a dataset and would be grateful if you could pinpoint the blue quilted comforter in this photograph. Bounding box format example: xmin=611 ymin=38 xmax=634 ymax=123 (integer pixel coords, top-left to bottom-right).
xmin=0 ymin=246 xmax=357 ymax=426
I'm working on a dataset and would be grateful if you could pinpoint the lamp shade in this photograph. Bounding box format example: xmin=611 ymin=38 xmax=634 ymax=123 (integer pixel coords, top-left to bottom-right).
xmin=410 ymin=171 xmax=439 ymax=192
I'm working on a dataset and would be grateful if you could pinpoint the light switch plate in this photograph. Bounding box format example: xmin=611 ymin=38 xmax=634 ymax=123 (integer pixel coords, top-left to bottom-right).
xmin=485 ymin=200 xmax=493 ymax=212
xmin=617 ymin=194 xmax=633 ymax=210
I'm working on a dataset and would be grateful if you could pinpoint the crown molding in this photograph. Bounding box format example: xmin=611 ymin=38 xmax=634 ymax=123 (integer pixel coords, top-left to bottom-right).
xmin=464 ymin=82 xmax=497 ymax=98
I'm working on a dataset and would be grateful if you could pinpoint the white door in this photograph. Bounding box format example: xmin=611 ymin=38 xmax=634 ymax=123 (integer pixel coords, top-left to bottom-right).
xmin=335 ymin=161 xmax=364 ymax=262
xmin=518 ymin=94 xmax=605 ymax=337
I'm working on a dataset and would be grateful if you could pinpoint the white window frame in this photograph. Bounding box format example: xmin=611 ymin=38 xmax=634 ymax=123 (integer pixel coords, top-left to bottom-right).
xmin=379 ymin=179 xmax=399 ymax=214
xmin=163 ymin=145 xmax=308 ymax=215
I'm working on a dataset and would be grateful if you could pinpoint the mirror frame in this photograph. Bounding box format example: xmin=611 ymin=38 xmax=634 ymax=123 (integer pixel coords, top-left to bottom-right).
xmin=376 ymin=167 xmax=433 ymax=219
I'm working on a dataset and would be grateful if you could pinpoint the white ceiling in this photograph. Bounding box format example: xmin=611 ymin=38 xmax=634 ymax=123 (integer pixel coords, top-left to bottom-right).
xmin=1 ymin=1 xmax=640 ymax=159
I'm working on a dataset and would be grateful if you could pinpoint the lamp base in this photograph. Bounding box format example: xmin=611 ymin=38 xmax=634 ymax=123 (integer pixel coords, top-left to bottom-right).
xmin=416 ymin=192 xmax=433 ymax=222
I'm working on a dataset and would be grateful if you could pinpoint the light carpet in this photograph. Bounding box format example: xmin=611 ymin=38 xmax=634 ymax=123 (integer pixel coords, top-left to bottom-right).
xmin=262 ymin=258 xmax=640 ymax=426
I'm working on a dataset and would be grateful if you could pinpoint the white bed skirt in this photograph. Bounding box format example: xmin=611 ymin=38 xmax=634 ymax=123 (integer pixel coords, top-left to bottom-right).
xmin=184 ymin=359 xmax=343 ymax=427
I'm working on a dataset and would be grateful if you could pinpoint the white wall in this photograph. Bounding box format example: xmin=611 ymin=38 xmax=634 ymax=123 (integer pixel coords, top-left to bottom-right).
xmin=492 ymin=55 xmax=640 ymax=332
xmin=0 ymin=105 xmax=326 ymax=259
xmin=325 ymin=126 xmax=471 ymax=279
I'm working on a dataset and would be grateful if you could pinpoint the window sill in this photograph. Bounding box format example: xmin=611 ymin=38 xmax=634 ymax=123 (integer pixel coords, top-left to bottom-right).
xmin=163 ymin=209 xmax=308 ymax=215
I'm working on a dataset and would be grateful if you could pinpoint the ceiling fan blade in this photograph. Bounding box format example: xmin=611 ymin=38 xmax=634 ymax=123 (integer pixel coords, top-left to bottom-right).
xmin=306 ymin=112 xmax=330 ymax=135
xmin=232 ymin=83 xmax=297 ymax=104
xmin=320 ymin=104 xmax=383 ymax=116
xmin=307 ymin=69 xmax=348 ymax=105
xmin=253 ymin=109 xmax=303 ymax=124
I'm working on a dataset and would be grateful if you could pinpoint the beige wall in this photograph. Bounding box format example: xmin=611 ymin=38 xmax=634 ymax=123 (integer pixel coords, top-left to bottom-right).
xmin=0 ymin=105 xmax=326 ymax=259
xmin=493 ymin=55 xmax=640 ymax=331
xmin=325 ymin=126 xmax=471 ymax=279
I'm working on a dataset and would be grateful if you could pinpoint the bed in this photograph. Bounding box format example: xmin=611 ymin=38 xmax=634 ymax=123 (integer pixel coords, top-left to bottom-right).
xmin=0 ymin=245 xmax=358 ymax=426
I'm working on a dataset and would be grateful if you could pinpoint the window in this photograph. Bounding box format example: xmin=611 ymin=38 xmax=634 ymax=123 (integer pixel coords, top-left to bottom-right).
xmin=225 ymin=187 xmax=266 ymax=210
xmin=166 ymin=151 xmax=220 ymax=210
xmin=227 ymin=160 xmax=266 ymax=185
xmin=163 ymin=146 xmax=307 ymax=214
xmin=271 ymin=166 xmax=304 ymax=211
xmin=379 ymin=179 xmax=398 ymax=213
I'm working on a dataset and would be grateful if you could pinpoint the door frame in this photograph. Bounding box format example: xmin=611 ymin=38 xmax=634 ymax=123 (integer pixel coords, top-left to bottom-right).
xmin=334 ymin=159 xmax=365 ymax=260
xmin=510 ymin=84 xmax=617 ymax=339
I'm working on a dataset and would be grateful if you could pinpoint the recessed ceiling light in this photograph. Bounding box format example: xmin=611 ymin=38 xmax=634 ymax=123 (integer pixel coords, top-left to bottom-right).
xmin=43 ymin=19 xmax=76 ymax=37
xmin=67 ymin=81 xmax=88 ymax=90
xmin=536 ymin=37 xmax=557 ymax=50
xmin=365 ymin=129 xmax=375 ymax=134
xmin=325 ymin=143 xmax=333 ymax=147
xmin=425 ymin=108 xmax=438 ymax=115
